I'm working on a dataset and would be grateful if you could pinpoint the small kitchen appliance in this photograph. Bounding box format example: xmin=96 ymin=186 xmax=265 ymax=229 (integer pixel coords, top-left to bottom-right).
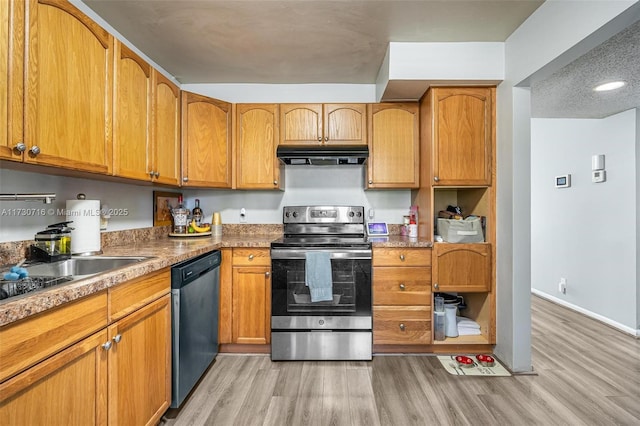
xmin=270 ymin=205 xmax=372 ymax=361
xmin=30 ymin=221 xmax=73 ymax=262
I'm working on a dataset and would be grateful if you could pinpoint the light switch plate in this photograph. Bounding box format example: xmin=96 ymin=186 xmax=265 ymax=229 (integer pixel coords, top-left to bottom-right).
xmin=592 ymin=170 xmax=606 ymax=183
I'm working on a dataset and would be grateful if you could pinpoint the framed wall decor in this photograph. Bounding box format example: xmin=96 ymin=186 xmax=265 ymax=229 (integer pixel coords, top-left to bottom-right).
xmin=153 ymin=191 xmax=181 ymax=226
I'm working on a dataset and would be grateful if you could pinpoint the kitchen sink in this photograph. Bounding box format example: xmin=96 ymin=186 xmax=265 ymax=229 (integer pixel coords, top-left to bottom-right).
xmin=23 ymin=256 xmax=153 ymax=279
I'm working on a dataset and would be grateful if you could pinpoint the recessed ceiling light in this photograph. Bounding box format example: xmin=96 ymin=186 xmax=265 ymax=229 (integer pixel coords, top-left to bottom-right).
xmin=593 ymin=81 xmax=626 ymax=91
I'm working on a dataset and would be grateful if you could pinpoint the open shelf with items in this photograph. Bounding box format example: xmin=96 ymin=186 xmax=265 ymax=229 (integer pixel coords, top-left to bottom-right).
xmin=432 ymin=292 xmax=494 ymax=345
xmin=432 ymin=186 xmax=493 ymax=243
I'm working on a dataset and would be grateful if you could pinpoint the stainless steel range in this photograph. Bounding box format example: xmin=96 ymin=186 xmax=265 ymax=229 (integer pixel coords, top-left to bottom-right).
xmin=270 ymin=205 xmax=372 ymax=361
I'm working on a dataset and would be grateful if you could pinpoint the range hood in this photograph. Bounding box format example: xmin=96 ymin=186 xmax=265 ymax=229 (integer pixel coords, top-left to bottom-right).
xmin=277 ymin=145 xmax=369 ymax=166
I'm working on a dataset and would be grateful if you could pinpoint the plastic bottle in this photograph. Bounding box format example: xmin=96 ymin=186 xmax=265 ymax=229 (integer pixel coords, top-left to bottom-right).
xmin=408 ymin=217 xmax=418 ymax=238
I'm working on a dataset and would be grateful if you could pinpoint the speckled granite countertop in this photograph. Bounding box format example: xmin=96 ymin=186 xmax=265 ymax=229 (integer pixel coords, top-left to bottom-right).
xmin=0 ymin=232 xmax=431 ymax=327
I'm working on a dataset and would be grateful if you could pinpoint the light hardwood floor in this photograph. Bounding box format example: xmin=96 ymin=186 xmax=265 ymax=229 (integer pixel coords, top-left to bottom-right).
xmin=162 ymin=295 xmax=640 ymax=425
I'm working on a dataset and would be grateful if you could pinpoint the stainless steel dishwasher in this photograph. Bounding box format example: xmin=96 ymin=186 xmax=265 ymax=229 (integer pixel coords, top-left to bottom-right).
xmin=170 ymin=250 xmax=221 ymax=408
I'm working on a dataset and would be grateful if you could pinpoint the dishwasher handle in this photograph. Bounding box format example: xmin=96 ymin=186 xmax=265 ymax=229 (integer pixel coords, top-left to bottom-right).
xmin=171 ymin=250 xmax=221 ymax=288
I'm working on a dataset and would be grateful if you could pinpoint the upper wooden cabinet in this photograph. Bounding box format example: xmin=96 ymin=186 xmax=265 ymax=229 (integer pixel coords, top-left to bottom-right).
xmin=113 ymin=41 xmax=151 ymax=182
xmin=367 ymin=103 xmax=419 ymax=189
xmin=427 ymin=87 xmax=495 ymax=186
xmin=235 ymin=104 xmax=282 ymax=190
xmin=24 ymin=0 xmax=113 ymax=174
xmin=280 ymin=103 xmax=367 ymax=145
xmin=0 ymin=0 xmax=24 ymax=162
xmin=432 ymin=243 xmax=491 ymax=292
xmin=151 ymin=71 xmax=180 ymax=186
xmin=181 ymin=91 xmax=232 ymax=188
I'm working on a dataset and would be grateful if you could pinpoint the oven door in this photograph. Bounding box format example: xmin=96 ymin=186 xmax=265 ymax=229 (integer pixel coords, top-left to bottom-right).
xmin=270 ymin=248 xmax=371 ymax=319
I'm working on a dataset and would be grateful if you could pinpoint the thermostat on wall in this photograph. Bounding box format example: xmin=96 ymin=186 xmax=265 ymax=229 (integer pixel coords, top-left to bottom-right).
xmin=366 ymin=222 xmax=389 ymax=236
xmin=555 ymin=174 xmax=571 ymax=188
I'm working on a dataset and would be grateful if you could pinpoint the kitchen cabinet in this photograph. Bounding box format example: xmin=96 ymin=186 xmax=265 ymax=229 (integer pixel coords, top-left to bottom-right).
xmin=372 ymin=248 xmax=432 ymax=346
xmin=181 ymin=91 xmax=232 ymax=188
xmin=231 ymin=249 xmax=271 ymax=345
xmin=0 ymin=0 xmax=24 ymax=162
xmin=24 ymin=0 xmax=113 ymax=174
xmin=367 ymin=103 xmax=419 ymax=188
xmin=427 ymin=87 xmax=494 ymax=186
xmin=0 ymin=268 xmax=171 ymax=425
xmin=151 ymin=71 xmax=181 ymax=186
xmin=432 ymin=243 xmax=491 ymax=292
xmin=234 ymin=103 xmax=282 ymax=190
xmin=280 ymin=103 xmax=367 ymax=145
xmin=0 ymin=330 xmax=109 ymax=425
xmin=112 ymin=41 xmax=152 ymax=182
xmin=219 ymin=248 xmax=271 ymax=348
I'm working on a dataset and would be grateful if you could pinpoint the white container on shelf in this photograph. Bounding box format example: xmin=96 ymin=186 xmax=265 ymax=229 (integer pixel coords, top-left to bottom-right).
xmin=444 ymin=305 xmax=458 ymax=337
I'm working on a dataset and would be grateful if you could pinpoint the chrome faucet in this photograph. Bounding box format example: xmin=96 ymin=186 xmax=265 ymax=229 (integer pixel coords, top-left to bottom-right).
xmin=0 ymin=193 xmax=57 ymax=204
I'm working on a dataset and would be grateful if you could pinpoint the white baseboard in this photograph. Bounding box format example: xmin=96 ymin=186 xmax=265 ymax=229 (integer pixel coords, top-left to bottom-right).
xmin=531 ymin=289 xmax=640 ymax=337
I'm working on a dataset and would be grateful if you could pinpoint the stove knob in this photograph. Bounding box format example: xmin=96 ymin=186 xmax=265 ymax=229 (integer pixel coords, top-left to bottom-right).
xmin=292 ymin=212 xmax=298 ymax=218
xmin=356 ymin=211 xmax=362 ymax=217
xmin=285 ymin=212 xmax=290 ymax=218
xmin=348 ymin=211 xmax=355 ymax=217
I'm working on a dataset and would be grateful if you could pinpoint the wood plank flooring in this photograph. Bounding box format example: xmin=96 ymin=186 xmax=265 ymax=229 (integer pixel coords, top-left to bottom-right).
xmin=161 ymin=295 xmax=640 ymax=425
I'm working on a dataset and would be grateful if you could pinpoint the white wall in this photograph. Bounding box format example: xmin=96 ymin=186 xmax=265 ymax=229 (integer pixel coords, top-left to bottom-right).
xmin=531 ymin=109 xmax=638 ymax=332
xmin=637 ymin=109 xmax=640 ymax=331
xmin=498 ymin=0 xmax=638 ymax=372
xmin=0 ymin=166 xmax=410 ymax=242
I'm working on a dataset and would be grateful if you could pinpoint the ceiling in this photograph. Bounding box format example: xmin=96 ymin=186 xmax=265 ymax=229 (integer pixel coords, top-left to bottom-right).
xmin=531 ymin=19 xmax=640 ymax=119
xmin=82 ymin=0 xmax=543 ymax=84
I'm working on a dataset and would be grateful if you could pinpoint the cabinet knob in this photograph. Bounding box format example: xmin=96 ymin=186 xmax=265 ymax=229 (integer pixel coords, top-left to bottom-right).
xmin=265 ymin=271 xmax=270 ymax=277
xmin=113 ymin=334 xmax=122 ymax=343
xmin=434 ymin=283 xmax=439 ymax=290
xmin=154 ymin=172 xmax=160 ymax=178
xmin=273 ymin=180 xmax=278 ymax=185
xmin=317 ymin=136 xmax=322 ymax=142
xmin=102 ymin=341 xmax=113 ymax=351
xmin=399 ymin=254 xmax=405 ymax=261
xmin=324 ymin=136 xmax=328 ymax=142
xmin=368 ymin=179 xmax=373 ymax=184
xmin=149 ymin=171 xmax=155 ymax=178
xmin=29 ymin=145 xmax=40 ymax=156
xmin=248 ymin=254 xmax=254 ymax=260
xmin=399 ymin=283 xmax=406 ymax=291
xmin=434 ymin=176 xmax=439 ymax=182
xmin=14 ymin=142 xmax=26 ymax=152
xmin=182 ymin=177 xmax=188 ymax=182
xmin=399 ymin=323 xmax=406 ymax=331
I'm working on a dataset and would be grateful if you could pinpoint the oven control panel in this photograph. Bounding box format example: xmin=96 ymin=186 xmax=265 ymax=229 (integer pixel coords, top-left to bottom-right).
xmin=283 ymin=206 xmax=364 ymax=224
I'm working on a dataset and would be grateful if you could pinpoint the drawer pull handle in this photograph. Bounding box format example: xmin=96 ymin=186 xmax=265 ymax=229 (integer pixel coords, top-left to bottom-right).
xmin=265 ymin=271 xmax=270 ymax=277
xmin=399 ymin=323 xmax=406 ymax=331
xmin=102 ymin=341 xmax=112 ymax=351
xmin=248 ymin=254 xmax=254 ymax=260
xmin=399 ymin=254 xmax=405 ymax=261
xmin=113 ymin=334 xmax=122 ymax=344
xmin=399 ymin=283 xmax=406 ymax=291
xmin=434 ymin=283 xmax=439 ymax=290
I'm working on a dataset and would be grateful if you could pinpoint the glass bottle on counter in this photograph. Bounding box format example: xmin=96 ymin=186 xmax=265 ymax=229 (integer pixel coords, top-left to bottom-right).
xmin=171 ymin=195 xmax=190 ymax=234
xmin=192 ymin=199 xmax=203 ymax=226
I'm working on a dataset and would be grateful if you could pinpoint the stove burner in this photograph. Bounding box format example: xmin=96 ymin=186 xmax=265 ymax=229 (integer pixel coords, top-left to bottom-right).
xmin=0 ymin=276 xmax=74 ymax=300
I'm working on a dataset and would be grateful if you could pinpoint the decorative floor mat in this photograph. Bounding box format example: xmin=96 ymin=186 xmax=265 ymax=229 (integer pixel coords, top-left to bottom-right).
xmin=437 ymin=355 xmax=512 ymax=376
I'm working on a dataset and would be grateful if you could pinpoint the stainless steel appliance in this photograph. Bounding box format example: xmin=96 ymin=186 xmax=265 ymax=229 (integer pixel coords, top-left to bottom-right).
xmin=270 ymin=206 xmax=372 ymax=361
xmin=170 ymin=250 xmax=221 ymax=408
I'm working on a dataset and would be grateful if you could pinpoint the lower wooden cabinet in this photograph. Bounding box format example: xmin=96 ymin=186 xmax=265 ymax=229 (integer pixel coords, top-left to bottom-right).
xmin=432 ymin=243 xmax=491 ymax=292
xmin=372 ymin=248 xmax=432 ymax=346
xmin=220 ymin=248 xmax=271 ymax=347
xmin=0 ymin=269 xmax=172 ymax=425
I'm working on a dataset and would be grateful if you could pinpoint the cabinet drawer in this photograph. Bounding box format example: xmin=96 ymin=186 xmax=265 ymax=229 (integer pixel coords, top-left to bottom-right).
xmin=373 ymin=267 xmax=431 ymax=305
xmin=232 ymin=248 xmax=270 ymax=266
xmin=373 ymin=306 xmax=431 ymax=345
xmin=0 ymin=291 xmax=108 ymax=382
xmin=373 ymin=248 xmax=431 ymax=267
xmin=109 ymin=268 xmax=170 ymax=321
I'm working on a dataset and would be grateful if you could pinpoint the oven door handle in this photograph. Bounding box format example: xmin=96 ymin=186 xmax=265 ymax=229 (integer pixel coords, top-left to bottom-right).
xmin=270 ymin=249 xmax=372 ymax=260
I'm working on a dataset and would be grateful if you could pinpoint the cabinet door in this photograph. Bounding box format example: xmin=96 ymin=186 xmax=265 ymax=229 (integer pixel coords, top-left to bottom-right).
xmin=432 ymin=87 xmax=493 ymax=186
xmin=235 ymin=104 xmax=281 ymax=189
xmin=108 ymin=295 xmax=171 ymax=426
xmin=0 ymin=0 xmax=24 ymax=161
xmin=25 ymin=0 xmax=113 ymax=174
xmin=324 ymin=103 xmax=367 ymax=145
xmin=432 ymin=243 xmax=491 ymax=292
xmin=232 ymin=266 xmax=271 ymax=344
xmin=181 ymin=91 xmax=232 ymax=187
xmin=279 ymin=104 xmax=322 ymax=145
xmin=113 ymin=41 xmax=151 ymax=181
xmin=367 ymin=103 xmax=419 ymax=188
xmin=152 ymin=71 xmax=180 ymax=186
xmin=0 ymin=330 xmax=109 ymax=425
